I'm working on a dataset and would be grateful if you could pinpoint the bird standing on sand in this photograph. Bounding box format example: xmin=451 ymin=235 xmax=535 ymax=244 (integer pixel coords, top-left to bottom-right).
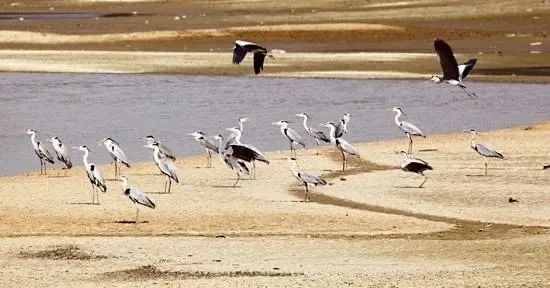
xmin=145 ymin=142 xmax=179 ymax=193
xmin=399 ymin=151 xmax=433 ymax=188
xmin=289 ymin=158 xmax=327 ymax=202
xmin=322 ymin=122 xmax=360 ymax=171
xmin=296 ymin=113 xmax=331 ymax=155
xmin=118 ymin=175 xmax=155 ymax=224
xmin=99 ymin=137 xmax=130 ymax=178
xmin=189 ymin=131 xmax=220 ymax=168
xmin=272 ymin=120 xmax=306 ymax=159
xmin=26 ymin=129 xmax=54 ymax=175
xmin=75 ymin=145 xmax=106 ymax=204
xmin=431 ymin=38 xmax=478 ymax=97
xmin=225 ymin=127 xmax=269 ymax=179
xmin=232 ymin=40 xmax=273 ymax=75
xmin=389 ymin=107 xmax=425 ymax=154
xmin=48 ymin=136 xmax=72 ymax=174
xmin=466 ymin=129 xmax=504 ymax=176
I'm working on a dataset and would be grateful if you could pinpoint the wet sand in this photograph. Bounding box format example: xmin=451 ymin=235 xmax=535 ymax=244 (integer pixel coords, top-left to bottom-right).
xmin=1 ymin=122 xmax=550 ymax=286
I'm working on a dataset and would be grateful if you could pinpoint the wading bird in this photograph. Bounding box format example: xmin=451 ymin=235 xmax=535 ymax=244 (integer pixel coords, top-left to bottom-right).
xmin=431 ymin=38 xmax=478 ymax=97
xmin=272 ymin=120 xmax=306 ymax=159
xmin=389 ymin=107 xmax=425 ymax=154
xmin=75 ymin=145 xmax=106 ymax=204
xmin=399 ymin=151 xmax=433 ymax=188
xmin=466 ymin=129 xmax=504 ymax=176
xmin=289 ymin=158 xmax=327 ymax=202
xmin=322 ymin=122 xmax=360 ymax=171
xmin=145 ymin=142 xmax=179 ymax=193
xmin=296 ymin=113 xmax=330 ymax=154
xmin=26 ymin=129 xmax=54 ymax=175
xmin=145 ymin=135 xmax=176 ymax=160
xmin=99 ymin=137 xmax=130 ymax=178
xmin=232 ymin=40 xmax=273 ymax=75
xmin=48 ymin=136 xmax=72 ymax=175
xmin=225 ymin=117 xmax=249 ymax=148
xmin=117 ymin=176 xmax=155 ymax=224
xmin=189 ymin=131 xmax=220 ymax=168
xmin=335 ymin=113 xmax=352 ymax=138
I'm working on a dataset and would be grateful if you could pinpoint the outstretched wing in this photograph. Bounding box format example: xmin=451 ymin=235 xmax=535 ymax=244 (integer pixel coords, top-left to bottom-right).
xmin=253 ymin=52 xmax=266 ymax=75
xmin=434 ymin=39 xmax=459 ymax=80
xmin=458 ymin=58 xmax=477 ymax=80
xmin=233 ymin=42 xmax=247 ymax=64
xmin=230 ymin=144 xmax=269 ymax=164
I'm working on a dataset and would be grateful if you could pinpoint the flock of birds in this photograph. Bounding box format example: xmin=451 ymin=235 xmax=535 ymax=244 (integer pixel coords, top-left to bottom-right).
xmin=22 ymin=38 xmax=507 ymax=223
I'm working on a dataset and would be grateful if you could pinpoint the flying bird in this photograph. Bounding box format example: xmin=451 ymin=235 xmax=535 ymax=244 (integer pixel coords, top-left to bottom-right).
xmin=48 ymin=136 xmax=72 ymax=174
xmin=145 ymin=142 xmax=179 ymax=193
xmin=322 ymin=122 xmax=360 ymax=171
xmin=99 ymin=137 xmax=130 ymax=178
xmin=399 ymin=151 xmax=433 ymax=188
xmin=145 ymin=135 xmax=176 ymax=160
xmin=432 ymin=38 xmax=478 ymax=97
xmin=75 ymin=145 xmax=106 ymax=204
xmin=272 ymin=120 xmax=306 ymax=159
xmin=289 ymin=158 xmax=327 ymax=202
xmin=466 ymin=129 xmax=504 ymax=176
xmin=118 ymin=176 xmax=155 ymax=224
xmin=26 ymin=129 xmax=54 ymax=175
xmin=296 ymin=113 xmax=330 ymax=154
xmin=232 ymin=40 xmax=273 ymax=75
xmin=189 ymin=131 xmax=220 ymax=168
xmin=389 ymin=107 xmax=425 ymax=154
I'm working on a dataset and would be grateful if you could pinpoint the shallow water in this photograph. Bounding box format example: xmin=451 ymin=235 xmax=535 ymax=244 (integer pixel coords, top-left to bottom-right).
xmin=1 ymin=73 xmax=549 ymax=176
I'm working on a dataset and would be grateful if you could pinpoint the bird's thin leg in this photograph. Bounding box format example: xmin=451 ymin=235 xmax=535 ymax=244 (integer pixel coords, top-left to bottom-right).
xmin=96 ymin=190 xmax=100 ymax=205
xmin=250 ymin=160 xmax=256 ymax=180
xmin=484 ymin=157 xmax=488 ymax=176
xmin=114 ymin=161 xmax=118 ymax=178
xmin=315 ymin=139 xmax=320 ymax=155
xmin=407 ymin=133 xmax=413 ymax=154
xmin=341 ymin=151 xmax=346 ymax=171
xmin=419 ymin=174 xmax=427 ymax=188
xmin=233 ymin=173 xmax=241 ymax=188
xmin=39 ymin=159 xmax=43 ymax=175
xmin=304 ymin=183 xmax=309 ymax=202
xmin=164 ymin=177 xmax=168 ymax=193
xmin=289 ymin=141 xmax=293 ymax=158
xmin=91 ymin=184 xmax=95 ymax=204
xmin=135 ymin=206 xmax=139 ymax=224
xmin=206 ymin=149 xmax=211 ymax=168
xmin=460 ymin=85 xmax=478 ymax=98
xmin=44 ymin=160 xmax=48 ymax=175
xmin=169 ymin=178 xmax=172 ymax=193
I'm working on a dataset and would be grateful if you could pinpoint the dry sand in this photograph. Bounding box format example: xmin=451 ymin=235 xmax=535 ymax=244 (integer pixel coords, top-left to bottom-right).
xmin=1 ymin=122 xmax=550 ymax=286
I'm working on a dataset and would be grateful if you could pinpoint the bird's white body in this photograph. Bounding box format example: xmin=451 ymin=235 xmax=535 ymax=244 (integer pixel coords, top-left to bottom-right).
xmin=26 ymin=129 xmax=54 ymax=174
xmin=77 ymin=146 xmax=106 ymax=204
xmin=119 ymin=176 xmax=155 ymax=223
xmin=146 ymin=142 xmax=178 ymax=193
xmin=390 ymin=107 xmax=425 ymax=154
xmin=50 ymin=137 xmax=72 ymax=169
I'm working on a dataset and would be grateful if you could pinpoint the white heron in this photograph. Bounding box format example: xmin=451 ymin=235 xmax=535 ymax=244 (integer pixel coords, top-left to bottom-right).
xmin=117 ymin=175 xmax=155 ymax=224
xmin=99 ymin=137 xmax=130 ymax=178
xmin=145 ymin=135 xmax=176 ymax=160
xmin=322 ymin=122 xmax=360 ymax=171
xmin=295 ymin=113 xmax=331 ymax=154
xmin=272 ymin=120 xmax=306 ymax=158
xmin=74 ymin=145 xmax=106 ymax=204
xmin=145 ymin=142 xmax=179 ymax=193
xmin=289 ymin=158 xmax=327 ymax=202
xmin=466 ymin=129 xmax=504 ymax=176
xmin=335 ymin=113 xmax=352 ymax=138
xmin=48 ymin=136 xmax=72 ymax=175
xmin=232 ymin=40 xmax=273 ymax=75
xmin=399 ymin=151 xmax=433 ymax=188
xmin=389 ymin=107 xmax=425 ymax=154
xmin=189 ymin=131 xmax=220 ymax=168
xmin=26 ymin=129 xmax=54 ymax=175
xmin=225 ymin=127 xmax=269 ymax=179
xmin=431 ymin=38 xmax=478 ymax=97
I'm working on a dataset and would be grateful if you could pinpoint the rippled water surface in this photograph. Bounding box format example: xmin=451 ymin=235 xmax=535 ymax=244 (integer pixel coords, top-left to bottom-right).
xmin=1 ymin=73 xmax=549 ymax=176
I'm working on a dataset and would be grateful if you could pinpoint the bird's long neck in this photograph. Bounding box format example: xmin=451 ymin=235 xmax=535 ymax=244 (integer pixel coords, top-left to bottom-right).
xmin=233 ymin=129 xmax=242 ymax=144
xmin=153 ymin=147 xmax=161 ymax=161
xmin=327 ymin=125 xmax=336 ymax=143
xmin=280 ymin=124 xmax=288 ymax=134
xmin=394 ymin=110 xmax=402 ymax=126
xmin=290 ymin=161 xmax=299 ymax=178
xmin=82 ymin=150 xmax=90 ymax=167
xmin=238 ymin=122 xmax=244 ymax=133
xmin=120 ymin=178 xmax=129 ymax=191
xmin=30 ymin=133 xmax=38 ymax=147
xmin=301 ymin=117 xmax=309 ymax=132
xmin=470 ymin=134 xmax=477 ymax=149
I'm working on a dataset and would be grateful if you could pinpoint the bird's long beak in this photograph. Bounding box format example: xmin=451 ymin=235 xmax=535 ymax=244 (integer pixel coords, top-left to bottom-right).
xmin=72 ymin=146 xmax=79 ymax=150
xmin=271 ymin=122 xmax=279 ymax=125
xmin=96 ymin=140 xmax=104 ymax=147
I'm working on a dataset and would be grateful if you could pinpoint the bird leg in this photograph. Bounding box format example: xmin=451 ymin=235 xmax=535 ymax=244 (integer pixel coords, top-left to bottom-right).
xmin=289 ymin=141 xmax=294 ymax=159
xmin=135 ymin=206 xmax=139 ymax=224
xmin=315 ymin=139 xmax=320 ymax=155
xmin=460 ymin=85 xmax=478 ymax=98
xmin=484 ymin=157 xmax=488 ymax=176
xmin=164 ymin=178 xmax=168 ymax=193
xmin=250 ymin=160 xmax=256 ymax=180
xmin=304 ymin=183 xmax=309 ymax=202
xmin=407 ymin=133 xmax=413 ymax=154
xmin=114 ymin=161 xmax=118 ymax=178
xmin=341 ymin=151 xmax=346 ymax=171
xmin=91 ymin=184 xmax=95 ymax=204
xmin=206 ymin=149 xmax=211 ymax=168
xmin=96 ymin=190 xmax=100 ymax=205
xmin=168 ymin=178 xmax=172 ymax=193
xmin=419 ymin=174 xmax=428 ymax=188
xmin=39 ymin=159 xmax=43 ymax=175
xmin=233 ymin=173 xmax=241 ymax=188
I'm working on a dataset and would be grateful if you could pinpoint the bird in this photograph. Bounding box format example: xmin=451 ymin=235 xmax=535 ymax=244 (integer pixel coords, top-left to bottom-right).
xmin=466 ymin=129 xmax=504 ymax=176
xmin=232 ymin=40 xmax=273 ymax=75
xmin=431 ymin=38 xmax=478 ymax=97
xmin=399 ymin=151 xmax=433 ymax=188
xmin=144 ymin=135 xmax=176 ymax=160
xmin=544 ymin=164 xmax=550 ymax=170
xmin=74 ymin=145 xmax=106 ymax=204
xmin=99 ymin=137 xmax=130 ymax=178
xmin=48 ymin=136 xmax=72 ymax=175
xmin=117 ymin=175 xmax=155 ymax=224
xmin=322 ymin=122 xmax=360 ymax=171
xmin=189 ymin=131 xmax=220 ymax=168
xmin=334 ymin=113 xmax=352 ymax=138
xmin=388 ymin=107 xmax=425 ymax=154
xmin=26 ymin=129 xmax=54 ymax=175
xmin=508 ymin=197 xmax=519 ymax=203
xmin=295 ymin=113 xmax=331 ymax=155
xmin=225 ymin=117 xmax=249 ymax=148
xmin=145 ymin=142 xmax=179 ymax=193
xmin=272 ymin=120 xmax=306 ymax=159
xmin=289 ymin=158 xmax=327 ymax=202
xmin=225 ymin=127 xmax=269 ymax=179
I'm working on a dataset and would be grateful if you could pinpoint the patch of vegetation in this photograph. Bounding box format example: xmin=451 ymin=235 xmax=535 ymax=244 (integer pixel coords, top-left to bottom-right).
xmin=19 ymin=244 xmax=108 ymax=260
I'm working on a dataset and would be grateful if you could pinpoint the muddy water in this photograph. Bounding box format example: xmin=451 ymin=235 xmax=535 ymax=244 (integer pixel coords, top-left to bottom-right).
xmin=1 ymin=73 xmax=548 ymax=175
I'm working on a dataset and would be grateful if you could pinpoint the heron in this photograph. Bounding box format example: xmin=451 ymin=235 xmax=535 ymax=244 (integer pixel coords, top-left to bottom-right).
xmin=74 ymin=145 xmax=106 ymax=204
xmin=335 ymin=113 xmax=352 ymax=138
xmin=225 ymin=127 xmax=269 ymax=179
xmin=322 ymin=122 xmax=360 ymax=171
xmin=99 ymin=137 xmax=130 ymax=178
xmin=388 ymin=107 xmax=425 ymax=154
xmin=431 ymin=38 xmax=478 ymax=97
xmin=145 ymin=135 xmax=176 ymax=160
xmin=145 ymin=142 xmax=179 ymax=193
xmin=48 ymin=136 xmax=72 ymax=175
xmin=214 ymin=134 xmax=250 ymax=187
xmin=466 ymin=129 xmax=504 ymax=176
xmin=225 ymin=117 xmax=249 ymax=148
xmin=289 ymin=158 xmax=327 ymax=202
xmin=189 ymin=131 xmax=220 ymax=168
xmin=399 ymin=151 xmax=433 ymax=188
xmin=117 ymin=176 xmax=155 ymax=224
xmin=232 ymin=40 xmax=273 ymax=75
xmin=295 ymin=113 xmax=331 ymax=155
xmin=26 ymin=129 xmax=54 ymax=175
xmin=272 ymin=120 xmax=306 ymax=158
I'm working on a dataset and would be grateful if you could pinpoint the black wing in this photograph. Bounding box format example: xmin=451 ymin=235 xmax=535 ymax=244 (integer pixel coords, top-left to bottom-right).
xmin=253 ymin=52 xmax=266 ymax=75
xmin=459 ymin=58 xmax=477 ymax=79
xmin=434 ymin=39 xmax=459 ymax=80
xmin=230 ymin=144 xmax=269 ymax=164
xmin=233 ymin=43 xmax=247 ymax=64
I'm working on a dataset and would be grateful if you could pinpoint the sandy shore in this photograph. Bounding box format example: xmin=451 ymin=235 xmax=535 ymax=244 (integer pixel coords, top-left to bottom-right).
xmin=1 ymin=122 xmax=550 ymax=286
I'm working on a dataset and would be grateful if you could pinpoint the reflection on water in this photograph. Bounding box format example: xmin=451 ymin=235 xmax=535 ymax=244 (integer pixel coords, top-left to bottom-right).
xmin=1 ymin=73 xmax=549 ymax=176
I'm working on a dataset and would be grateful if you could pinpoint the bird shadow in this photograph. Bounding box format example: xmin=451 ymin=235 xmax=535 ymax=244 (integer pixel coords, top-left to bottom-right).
xmin=146 ymin=191 xmax=172 ymax=194
xmin=212 ymin=185 xmax=239 ymax=188
xmin=114 ymin=220 xmax=149 ymax=224
xmin=465 ymin=174 xmax=486 ymax=177
xmin=394 ymin=186 xmax=423 ymax=189
xmin=67 ymin=202 xmax=98 ymax=205
xmin=418 ymin=149 xmax=438 ymax=152
xmin=271 ymin=200 xmax=310 ymax=203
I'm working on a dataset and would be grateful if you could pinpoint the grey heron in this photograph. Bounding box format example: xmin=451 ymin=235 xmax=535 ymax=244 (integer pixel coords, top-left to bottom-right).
xmin=232 ymin=40 xmax=273 ymax=75
xmin=117 ymin=176 xmax=155 ymax=224
xmin=289 ymin=158 xmax=327 ymax=202
xmin=399 ymin=151 xmax=433 ymax=188
xmin=466 ymin=129 xmax=504 ymax=176
xmin=322 ymin=122 xmax=360 ymax=171
xmin=99 ymin=137 xmax=130 ymax=178
xmin=145 ymin=135 xmax=176 ymax=160
xmin=272 ymin=120 xmax=306 ymax=158
xmin=145 ymin=142 xmax=179 ymax=193
xmin=189 ymin=131 xmax=220 ymax=168
xmin=26 ymin=129 xmax=54 ymax=175
xmin=48 ymin=136 xmax=72 ymax=175
xmin=225 ymin=117 xmax=249 ymax=148
xmin=432 ymin=38 xmax=478 ymax=97
xmin=335 ymin=113 xmax=352 ymax=138
xmin=75 ymin=145 xmax=106 ymax=204
xmin=225 ymin=127 xmax=269 ymax=179
xmin=295 ymin=113 xmax=330 ymax=155
xmin=216 ymin=134 xmax=250 ymax=187
xmin=389 ymin=107 xmax=425 ymax=154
